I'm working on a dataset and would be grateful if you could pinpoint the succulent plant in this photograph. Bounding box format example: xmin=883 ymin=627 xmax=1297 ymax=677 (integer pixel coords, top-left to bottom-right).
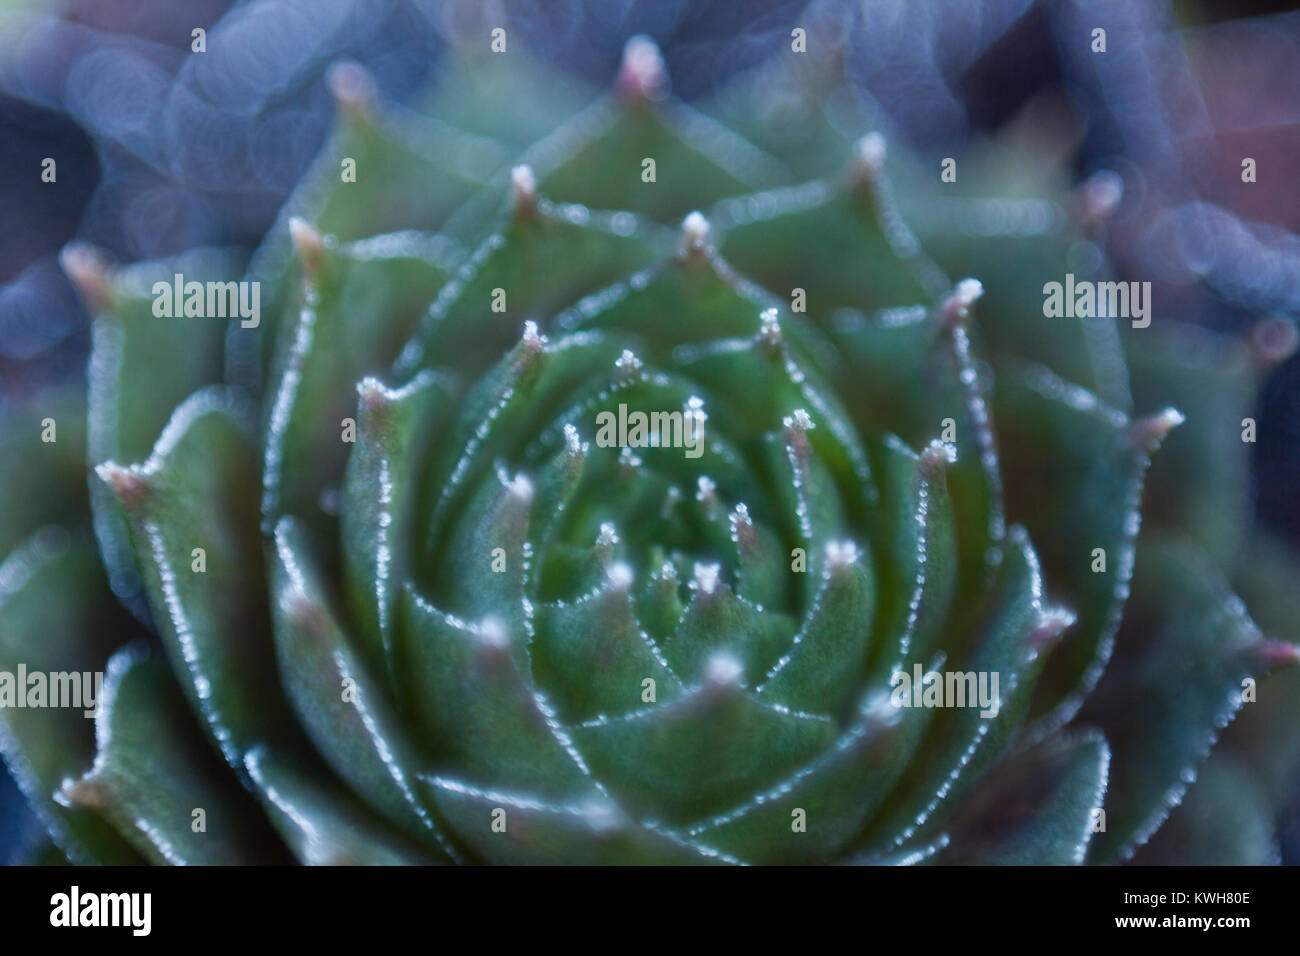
xmin=2 ymin=35 xmax=1297 ymax=866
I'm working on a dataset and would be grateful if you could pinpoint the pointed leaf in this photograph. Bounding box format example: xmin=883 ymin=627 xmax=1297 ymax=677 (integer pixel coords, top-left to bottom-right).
xmin=244 ymin=746 xmax=438 ymax=866
xmin=936 ymin=729 xmax=1110 ymax=865
xmin=418 ymin=776 xmax=733 ymax=866
xmin=270 ymin=517 xmax=458 ymax=860
xmin=81 ymin=246 xmax=241 ymax=617
xmin=99 ymin=389 xmax=293 ymax=767
xmin=687 ymin=691 xmax=929 ymax=864
xmin=0 ymin=532 xmax=141 ymax=864
xmin=532 ymin=575 xmax=684 ymax=723
xmin=569 ymin=673 xmax=837 ymax=826
xmin=263 ymin=230 xmax=452 ymax=535
xmin=341 ymin=370 xmax=456 ymax=682
xmin=60 ymin=648 xmax=285 ymax=865
xmin=1083 ymin=534 xmax=1294 ymax=861
xmin=400 ymin=587 xmax=593 ymax=801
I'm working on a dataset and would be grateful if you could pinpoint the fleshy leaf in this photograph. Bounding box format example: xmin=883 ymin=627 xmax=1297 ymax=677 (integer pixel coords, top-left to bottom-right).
xmin=901 ymin=168 xmax=1132 ymax=408
xmin=98 ymin=388 xmax=293 ymax=767
xmin=830 ymin=288 xmax=1005 ymax=619
xmin=569 ymin=666 xmax=837 ymax=826
xmin=262 ymin=227 xmax=452 ymax=535
xmin=395 ymin=184 xmax=665 ymax=379
xmin=400 ymin=587 xmax=594 ymax=801
xmin=244 ymin=746 xmax=438 ymax=866
xmin=993 ymin=362 xmax=1168 ymax=729
xmin=417 ymin=776 xmax=734 ymax=866
xmin=341 ymin=370 xmax=456 ymax=683
xmin=1123 ymin=320 xmax=1288 ymax=566
xmin=0 ymin=532 xmax=141 ymax=864
xmin=531 ymin=573 xmax=684 ymax=723
xmin=661 ymin=576 xmax=795 ymax=686
xmin=0 ymin=386 xmax=90 ymax=559
xmin=863 ymin=436 xmax=958 ymax=676
xmin=713 ymin=141 xmax=944 ymax=321
xmin=59 ymin=647 xmax=285 ymax=865
xmin=756 ymin=541 xmax=876 ymax=718
xmin=269 ymin=517 xmax=458 ymax=860
xmin=687 ymin=691 xmax=929 ymax=864
xmin=77 ymin=245 xmax=242 ymax=618
xmin=235 ymin=63 xmax=500 ymax=387
xmin=935 ymin=729 xmax=1110 ymax=865
xmin=437 ymin=37 xmax=785 ymax=238
xmin=1131 ymin=758 xmax=1281 ymax=866
xmin=1083 ymin=534 xmax=1294 ymax=861
xmin=863 ymin=528 xmax=1062 ymax=850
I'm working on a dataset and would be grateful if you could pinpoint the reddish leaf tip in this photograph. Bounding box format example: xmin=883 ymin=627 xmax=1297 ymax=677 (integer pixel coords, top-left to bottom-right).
xmin=1128 ymin=407 xmax=1184 ymax=450
xmin=617 ymin=35 xmax=667 ymax=103
xmin=96 ymin=462 xmax=151 ymax=511
xmin=59 ymin=242 xmax=112 ymax=313
xmin=327 ymin=60 xmax=377 ymax=116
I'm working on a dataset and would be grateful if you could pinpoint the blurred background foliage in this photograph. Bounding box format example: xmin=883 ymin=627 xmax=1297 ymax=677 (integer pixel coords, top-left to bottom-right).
xmin=1 ymin=0 xmax=1298 ymax=863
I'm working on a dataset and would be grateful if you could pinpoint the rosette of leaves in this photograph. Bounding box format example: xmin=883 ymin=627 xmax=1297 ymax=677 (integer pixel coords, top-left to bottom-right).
xmin=2 ymin=36 xmax=1297 ymax=866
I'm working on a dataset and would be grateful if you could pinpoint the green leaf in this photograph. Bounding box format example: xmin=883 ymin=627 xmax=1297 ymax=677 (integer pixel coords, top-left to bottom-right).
xmin=1123 ymin=322 xmax=1277 ymax=566
xmin=661 ymin=576 xmax=795 ymax=686
xmin=901 ymin=172 xmax=1132 ymax=409
xmin=262 ymin=228 xmax=452 ymax=536
xmin=429 ymin=467 xmax=535 ymax=665
xmin=530 ymin=94 xmax=786 ymax=224
xmin=289 ymin=72 xmax=500 ymax=243
xmin=863 ymin=435 xmax=958 ymax=677
xmin=244 ymin=746 xmax=439 ymax=865
xmin=421 ymin=47 xmax=598 ymax=153
xmin=0 ymin=386 xmax=90 ymax=560
xmin=399 ymin=587 xmax=594 ymax=801
xmin=1083 ymin=534 xmax=1291 ymax=861
xmin=531 ymin=575 xmax=684 ymax=723
xmin=236 ymin=71 xmax=500 ymax=390
xmin=79 ymin=246 xmax=242 ymax=618
xmin=269 ymin=517 xmax=459 ymax=860
xmin=417 ymin=776 xmax=734 ymax=865
xmin=686 ymin=691 xmax=929 ymax=864
xmin=698 ymin=40 xmax=858 ymax=180
xmin=863 ymin=528 xmax=1065 ymax=850
xmin=713 ymin=149 xmax=944 ymax=321
xmin=569 ymin=668 xmax=837 ymax=826
xmin=1131 ymin=758 xmax=1280 ymax=866
xmin=755 ymin=542 xmax=875 ymax=718
xmin=417 ymin=327 xmax=625 ymax=571
xmin=60 ymin=647 xmax=285 ymax=865
xmin=0 ymin=532 xmax=141 ymax=864
xmin=395 ymin=187 xmax=665 ymax=379
xmin=936 ymin=729 xmax=1110 ymax=865
xmin=341 ymin=371 xmax=456 ymax=683
xmin=992 ymin=362 xmax=1170 ymax=730
xmin=830 ymin=291 xmax=1005 ymax=624
xmin=98 ymin=388 xmax=293 ymax=767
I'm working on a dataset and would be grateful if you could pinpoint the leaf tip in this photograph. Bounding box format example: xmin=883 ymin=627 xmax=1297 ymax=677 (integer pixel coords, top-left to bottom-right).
xmin=617 ymin=34 xmax=667 ymax=103
xmin=327 ymin=60 xmax=377 ymax=117
xmin=510 ymin=164 xmax=538 ymax=219
xmin=677 ymin=210 xmax=713 ymax=260
xmin=59 ymin=242 xmax=112 ymax=314
xmin=1128 ymin=407 xmax=1184 ymax=450
xmin=940 ymin=278 xmax=984 ymax=328
xmin=849 ymin=132 xmax=887 ymax=186
xmin=288 ymin=217 xmax=326 ymax=274
xmin=96 ymin=461 xmax=151 ymax=511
